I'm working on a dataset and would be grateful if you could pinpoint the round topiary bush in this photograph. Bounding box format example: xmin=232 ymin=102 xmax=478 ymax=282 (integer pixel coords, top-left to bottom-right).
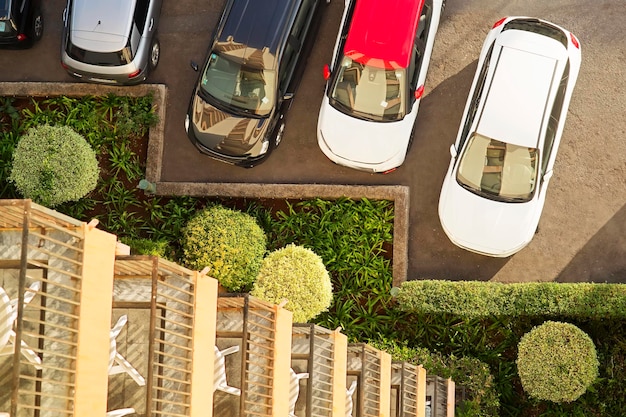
xmin=9 ymin=125 xmax=99 ymax=207
xmin=182 ymin=205 xmax=267 ymax=292
xmin=516 ymin=321 xmax=598 ymax=403
xmin=251 ymin=244 xmax=333 ymax=323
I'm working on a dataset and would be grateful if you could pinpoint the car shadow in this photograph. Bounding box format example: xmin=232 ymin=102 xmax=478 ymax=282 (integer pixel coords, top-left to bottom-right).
xmin=404 ymin=59 xmax=511 ymax=282
xmin=556 ymin=203 xmax=626 ymax=283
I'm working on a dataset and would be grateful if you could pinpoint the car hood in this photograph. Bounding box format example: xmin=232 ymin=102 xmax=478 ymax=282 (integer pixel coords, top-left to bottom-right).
xmin=190 ymin=93 xmax=270 ymax=157
xmin=438 ymin=173 xmax=540 ymax=256
xmin=318 ymin=97 xmax=413 ymax=165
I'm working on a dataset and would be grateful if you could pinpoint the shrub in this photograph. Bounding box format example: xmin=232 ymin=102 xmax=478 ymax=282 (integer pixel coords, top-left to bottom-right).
xmin=120 ymin=237 xmax=171 ymax=259
xmin=395 ymin=280 xmax=626 ymax=319
xmin=251 ymin=244 xmax=333 ymax=322
xmin=182 ymin=205 xmax=267 ymax=291
xmin=517 ymin=321 xmax=598 ymax=403
xmin=9 ymin=125 xmax=99 ymax=207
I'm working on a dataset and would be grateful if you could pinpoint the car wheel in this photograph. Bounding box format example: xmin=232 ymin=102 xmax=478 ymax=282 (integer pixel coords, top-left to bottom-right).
xmin=274 ymin=121 xmax=285 ymax=147
xmin=31 ymin=10 xmax=44 ymax=41
xmin=149 ymin=38 xmax=160 ymax=71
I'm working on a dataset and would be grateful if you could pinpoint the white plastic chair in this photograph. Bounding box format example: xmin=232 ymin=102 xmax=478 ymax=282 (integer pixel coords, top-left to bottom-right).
xmin=109 ymin=315 xmax=146 ymax=386
xmin=346 ymin=380 xmax=357 ymax=417
xmin=288 ymin=368 xmax=309 ymax=417
xmin=214 ymin=345 xmax=241 ymax=396
xmin=106 ymin=409 xmax=135 ymax=417
xmin=0 ymin=282 xmax=42 ymax=370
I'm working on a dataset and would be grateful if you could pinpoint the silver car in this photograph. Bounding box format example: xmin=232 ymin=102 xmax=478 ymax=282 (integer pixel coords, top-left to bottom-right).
xmin=61 ymin=0 xmax=162 ymax=85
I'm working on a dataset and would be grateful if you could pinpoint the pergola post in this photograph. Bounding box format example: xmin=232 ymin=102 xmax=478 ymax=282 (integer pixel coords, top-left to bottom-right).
xmin=189 ymin=270 xmax=218 ymax=417
xmin=73 ymin=225 xmax=117 ymax=416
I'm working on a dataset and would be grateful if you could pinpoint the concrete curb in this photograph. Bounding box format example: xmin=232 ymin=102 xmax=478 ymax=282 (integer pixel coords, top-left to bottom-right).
xmin=1 ymin=82 xmax=409 ymax=285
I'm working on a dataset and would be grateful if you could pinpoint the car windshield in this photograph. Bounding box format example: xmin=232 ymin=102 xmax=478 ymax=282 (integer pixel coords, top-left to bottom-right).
xmin=456 ymin=134 xmax=538 ymax=202
xmin=329 ymin=56 xmax=407 ymax=121
xmin=200 ymin=52 xmax=276 ymax=117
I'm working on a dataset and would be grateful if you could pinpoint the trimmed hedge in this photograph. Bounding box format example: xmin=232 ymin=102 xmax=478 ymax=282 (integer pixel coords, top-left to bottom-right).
xmin=395 ymin=281 xmax=626 ymax=318
xmin=182 ymin=206 xmax=267 ymax=292
xmin=251 ymin=244 xmax=333 ymax=322
xmin=517 ymin=321 xmax=598 ymax=403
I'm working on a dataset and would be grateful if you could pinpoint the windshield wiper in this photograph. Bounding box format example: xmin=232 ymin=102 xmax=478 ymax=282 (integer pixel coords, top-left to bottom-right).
xmin=458 ymin=181 xmax=481 ymax=194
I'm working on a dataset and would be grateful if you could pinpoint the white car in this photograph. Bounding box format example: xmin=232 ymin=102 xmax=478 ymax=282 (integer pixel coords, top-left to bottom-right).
xmin=317 ymin=0 xmax=443 ymax=173
xmin=438 ymin=17 xmax=581 ymax=257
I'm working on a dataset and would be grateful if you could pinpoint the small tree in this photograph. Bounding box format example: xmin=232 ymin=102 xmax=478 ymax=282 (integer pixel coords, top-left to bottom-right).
xmin=182 ymin=205 xmax=267 ymax=292
xmin=517 ymin=321 xmax=598 ymax=403
xmin=251 ymin=244 xmax=332 ymax=322
xmin=10 ymin=125 xmax=99 ymax=207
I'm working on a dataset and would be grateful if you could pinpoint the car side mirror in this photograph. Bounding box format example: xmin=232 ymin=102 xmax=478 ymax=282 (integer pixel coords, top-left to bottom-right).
xmin=449 ymin=144 xmax=457 ymax=158
xmin=543 ymin=170 xmax=553 ymax=182
xmin=190 ymin=60 xmax=199 ymax=72
xmin=414 ymin=85 xmax=424 ymax=100
xmin=323 ymin=64 xmax=331 ymax=80
xmin=283 ymin=93 xmax=294 ymax=101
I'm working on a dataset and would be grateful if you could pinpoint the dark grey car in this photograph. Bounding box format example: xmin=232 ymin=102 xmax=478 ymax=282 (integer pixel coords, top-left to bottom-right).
xmin=61 ymin=0 xmax=162 ymax=85
xmin=185 ymin=0 xmax=328 ymax=167
xmin=0 ymin=0 xmax=43 ymax=48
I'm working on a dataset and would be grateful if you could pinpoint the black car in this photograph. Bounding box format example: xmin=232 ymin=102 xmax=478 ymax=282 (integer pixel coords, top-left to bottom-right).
xmin=185 ymin=0 xmax=327 ymax=167
xmin=0 ymin=0 xmax=43 ymax=48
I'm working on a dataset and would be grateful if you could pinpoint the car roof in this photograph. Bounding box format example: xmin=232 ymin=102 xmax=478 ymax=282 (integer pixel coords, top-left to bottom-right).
xmin=217 ymin=0 xmax=296 ymax=67
xmin=477 ymin=42 xmax=558 ymax=148
xmin=71 ymin=0 xmax=135 ymax=52
xmin=343 ymin=0 xmax=425 ymax=69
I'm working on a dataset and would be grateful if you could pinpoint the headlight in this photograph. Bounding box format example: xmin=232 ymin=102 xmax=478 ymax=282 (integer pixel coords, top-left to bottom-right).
xmin=260 ymin=140 xmax=270 ymax=155
xmin=184 ymin=114 xmax=190 ymax=132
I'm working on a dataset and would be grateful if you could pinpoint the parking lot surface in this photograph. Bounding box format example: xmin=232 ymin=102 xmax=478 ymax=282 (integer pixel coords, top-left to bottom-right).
xmin=1 ymin=0 xmax=624 ymax=283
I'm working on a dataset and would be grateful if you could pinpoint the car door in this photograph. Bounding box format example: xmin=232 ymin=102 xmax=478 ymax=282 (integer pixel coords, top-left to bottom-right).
xmin=278 ymin=0 xmax=319 ymax=100
xmin=407 ymin=0 xmax=432 ymax=104
xmin=541 ymin=61 xmax=569 ymax=179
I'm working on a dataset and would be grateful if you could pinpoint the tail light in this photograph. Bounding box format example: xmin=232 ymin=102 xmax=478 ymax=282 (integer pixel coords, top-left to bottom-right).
xmin=492 ymin=17 xmax=507 ymax=29
xmin=128 ymin=69 xmax=142 ymax=78
xmin=17 ymin=34 xmax=27 ymax=41
xmin=61 ymin=62 xmax=69 ymax=70
xmin=382 ymin=167 xmax=397 ymax=174
xmin=570 ymin=33 xmax=580 ymax=49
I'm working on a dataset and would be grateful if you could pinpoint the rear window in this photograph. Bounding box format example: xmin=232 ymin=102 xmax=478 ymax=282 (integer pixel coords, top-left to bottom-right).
xmin=0 ymin=0 xmax=10 ymax=20
xmin=67 ymin=42 xmax=133 ymax=66
xmin=0 ymin=0 xmax=14 ymax=33
xmin=503 ymin=19 xmax=568 ymax=48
